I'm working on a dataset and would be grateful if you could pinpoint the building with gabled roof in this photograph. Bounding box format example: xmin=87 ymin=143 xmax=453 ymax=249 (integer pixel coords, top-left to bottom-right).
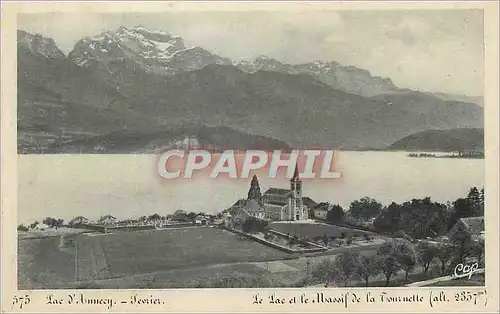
xmin=227 ymin=198 xmax=266 ymax=221
xmin=68 ymin=216 xmax=89 ymax=226
xmin=261 ymin=165 xmax=308 ymax=221
xmin=448 ymin=216 xmax=485 ymax=241
xmin=98 ymin=214 xmax=117 ymax=226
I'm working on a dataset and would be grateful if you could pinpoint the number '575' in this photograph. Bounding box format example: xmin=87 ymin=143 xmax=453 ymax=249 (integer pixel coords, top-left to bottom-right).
xmin=12 ymin=295 xmax=31 ymax=309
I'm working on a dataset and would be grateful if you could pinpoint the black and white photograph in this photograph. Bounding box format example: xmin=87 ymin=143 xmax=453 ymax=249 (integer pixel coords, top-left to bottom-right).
xmin=14 ymin=8 xmax=489 ymax=292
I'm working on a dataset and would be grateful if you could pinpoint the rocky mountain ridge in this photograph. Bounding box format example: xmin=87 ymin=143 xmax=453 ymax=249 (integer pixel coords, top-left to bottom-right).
xmin=17 ymin=27 xmax=484 ymax=153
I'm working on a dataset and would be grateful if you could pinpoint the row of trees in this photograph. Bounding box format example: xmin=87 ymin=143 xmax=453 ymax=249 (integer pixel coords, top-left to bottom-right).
xmin=19 ymin=209 xmax=219 ymax=232
xmin=314 ymin=187 xmax=484 ymax=239
xmin=374 ymin=187 xmax=484 ymax=238
xmin=311 ymin=232 xmax=484 ymax=287
xmin=17 ymin=217 xmax=65 ymax=231
xmin=171 ymin=210 xmax=214 ymax=222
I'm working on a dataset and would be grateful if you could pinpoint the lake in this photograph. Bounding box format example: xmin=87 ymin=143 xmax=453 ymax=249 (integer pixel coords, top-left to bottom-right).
xmin=18 ymin=151 xmax=484 ymax=224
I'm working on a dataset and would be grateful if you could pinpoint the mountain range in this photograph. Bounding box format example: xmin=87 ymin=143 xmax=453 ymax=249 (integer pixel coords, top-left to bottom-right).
xmin=17 ymin=26 xmax=484 ymax=153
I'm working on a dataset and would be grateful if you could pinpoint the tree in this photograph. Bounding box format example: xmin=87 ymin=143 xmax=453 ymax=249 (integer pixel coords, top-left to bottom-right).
xmin=187 ymin=212 xmax=197 ymax=221
xmin=346 ymin=236 xmax=353 ymax=246
xmin=29 ymin=221 xmax=39 ymax=229
xmin=288 ymin=235 xmax=299 ymax=248
xmin=376 ymin=255 xmax=400 ymax=287
xmin=450 ymin=221 xmax=473 ymax=262
xmin=242 ymin=217 xmax=256 ymax=233
xmin=375 ymin=198 xmax=448 ymax=239
xmin=43 ymin=217 xmax=58 ymax=228
xmin=394 ymin=240 xmax=417 ymax=281
xmin=469 ymin=238 xmax=485 ymax=266
xmin=312 ymin=258 xmax=335 ymax=284
xmin=247 ymin=175 xmax=262 ymax=205
xmin=435 ymin=243 xmax=455 ymax=275
xmin=349 ymin=197 xmax=383 ymax=221
xmin=417 ymin=242 xmax=438 ymax=275
xmin=467 ymin=187 xmax=483 ymax=216
xmin=17 ymin=224 xmax=29 ymax=232
xmin=377 ymin=241 xmax=402 ymax=286
xmin=451 ymin=198 xmax=474 ymax=220
xmin=332 ymin=251 xmax=360 ymax=286
xmin=322 ymin=233 xmax=329 ymax=246
xmin=325 ymin=204 xmax=345 ymax=224
xmin=355 ymin=255 xmax=380 ymax=287
xmin=374 ymin=202 xmax=402 ymax=233
xmin=148 ymin=213 xmax=162 ymax=221
xmin=242 ymin=217 xmax=268 ymax=234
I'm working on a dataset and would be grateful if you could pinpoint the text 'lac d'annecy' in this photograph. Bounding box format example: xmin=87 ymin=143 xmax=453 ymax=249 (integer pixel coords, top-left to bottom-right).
xmin=157 ymin=149 xmax=342 ymax=180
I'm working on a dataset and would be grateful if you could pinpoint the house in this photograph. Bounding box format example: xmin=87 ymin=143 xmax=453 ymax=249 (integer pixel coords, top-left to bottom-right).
xmin=174 ymin=136 xmax=201 ymax=151
xmin=261 ymin=165 xmax=308 ymax=221
xmin=241 ymin=199 xmax=266 ymax=219
xmin=194 ymin=215 xmax=208 ymax=225
xmin=313 ymin=203 xmax=331 ymax=220
xmin=302 ymin=197 xmax=318 ymax=218
xmin=448 ymin=216 xmax=485 ymax=241
xmin=98 ymin=215 xmax=117 ymax=226
xmin=68 ymin=216 xmax=89 ymax=226
xmin=224 ymin=207 xmax=248 ymax=228
xmin=302 ymin=197 xmax=318 ymax=210
xmin=32 ymin=223 xmax=50 ymax=231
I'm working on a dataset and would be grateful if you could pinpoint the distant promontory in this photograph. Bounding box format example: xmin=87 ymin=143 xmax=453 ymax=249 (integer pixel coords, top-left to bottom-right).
xmin=387 ymin=128 xmax=484 ymax=152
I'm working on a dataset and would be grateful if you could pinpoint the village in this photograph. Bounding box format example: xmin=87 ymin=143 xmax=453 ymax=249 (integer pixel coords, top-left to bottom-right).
xmin=18 ymin=165 xmax=486 ymax=289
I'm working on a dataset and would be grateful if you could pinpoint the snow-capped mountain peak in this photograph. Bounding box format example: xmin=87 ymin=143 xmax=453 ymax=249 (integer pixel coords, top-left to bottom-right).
xmin=67 ymin=26 xmax=229 ymax=75
xmin=235 ymin=55 xmax=292 ymax=73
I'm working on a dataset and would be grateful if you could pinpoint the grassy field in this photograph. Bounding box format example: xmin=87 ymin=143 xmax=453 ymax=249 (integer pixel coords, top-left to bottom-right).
xmin=18 ymin=227 xmax=291 ymax=289
xmin=270 ymin=222 xmax=369 ymax=239
xmin=18 ymin=237 xmax=77 ymax=289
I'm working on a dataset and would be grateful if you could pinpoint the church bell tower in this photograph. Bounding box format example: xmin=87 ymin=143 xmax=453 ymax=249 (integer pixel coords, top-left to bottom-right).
xmin=290 ymin=164 xmax=304 ymax=220
xmin=291 ymin=164 xmax=302 ymax=197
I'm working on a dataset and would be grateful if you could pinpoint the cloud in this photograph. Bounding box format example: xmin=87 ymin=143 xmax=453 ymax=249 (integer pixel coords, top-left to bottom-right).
xmin=384 ymin=17 xmax=431 ymax=45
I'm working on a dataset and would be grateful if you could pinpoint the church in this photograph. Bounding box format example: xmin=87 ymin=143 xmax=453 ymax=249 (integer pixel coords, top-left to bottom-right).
xmin=262 ymin=166 xmax=309 ymax=221
xmin=241 ymin=165 xmax=309 ymax=221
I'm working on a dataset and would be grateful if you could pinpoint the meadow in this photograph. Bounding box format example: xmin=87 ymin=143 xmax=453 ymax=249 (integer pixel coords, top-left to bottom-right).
xmin=18 ymin=227 xmax=291 ymax=289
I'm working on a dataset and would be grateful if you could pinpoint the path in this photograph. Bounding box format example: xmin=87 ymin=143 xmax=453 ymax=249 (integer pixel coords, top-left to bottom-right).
xmin=405 ymin=269 xmax=485 ymax=287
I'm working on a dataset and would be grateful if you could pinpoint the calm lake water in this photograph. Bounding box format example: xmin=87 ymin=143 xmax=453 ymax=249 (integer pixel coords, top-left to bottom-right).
xmin=18 ymin=151 xmax=484 ymax=224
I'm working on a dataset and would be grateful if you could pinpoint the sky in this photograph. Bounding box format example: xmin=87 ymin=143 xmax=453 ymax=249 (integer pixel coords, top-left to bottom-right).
xmin=18 ymin=10 xmax=484 ymax=96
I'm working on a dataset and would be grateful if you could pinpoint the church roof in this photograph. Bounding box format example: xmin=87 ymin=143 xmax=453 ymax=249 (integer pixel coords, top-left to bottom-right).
xmin=243 ymin=199 xmax=264 ymax=212
xmin=302 ymin=197 xmax=318 ymax=208
xmin=291 ymin=164 xmax=300 ymax=181
xmin=227 ymin=199 xmax=265 ymax=217
xmin=227 ymin=206 xmax=250 ymax=218
xmin=263 ymin=188 xmax=293 ymax=196
xmin=232 ymin=199 xmax=246 ymax=207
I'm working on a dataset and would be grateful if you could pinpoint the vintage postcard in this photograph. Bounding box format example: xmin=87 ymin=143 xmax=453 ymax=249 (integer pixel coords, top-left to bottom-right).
xmin=1 ymin=1 xmax=499 ymax=313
